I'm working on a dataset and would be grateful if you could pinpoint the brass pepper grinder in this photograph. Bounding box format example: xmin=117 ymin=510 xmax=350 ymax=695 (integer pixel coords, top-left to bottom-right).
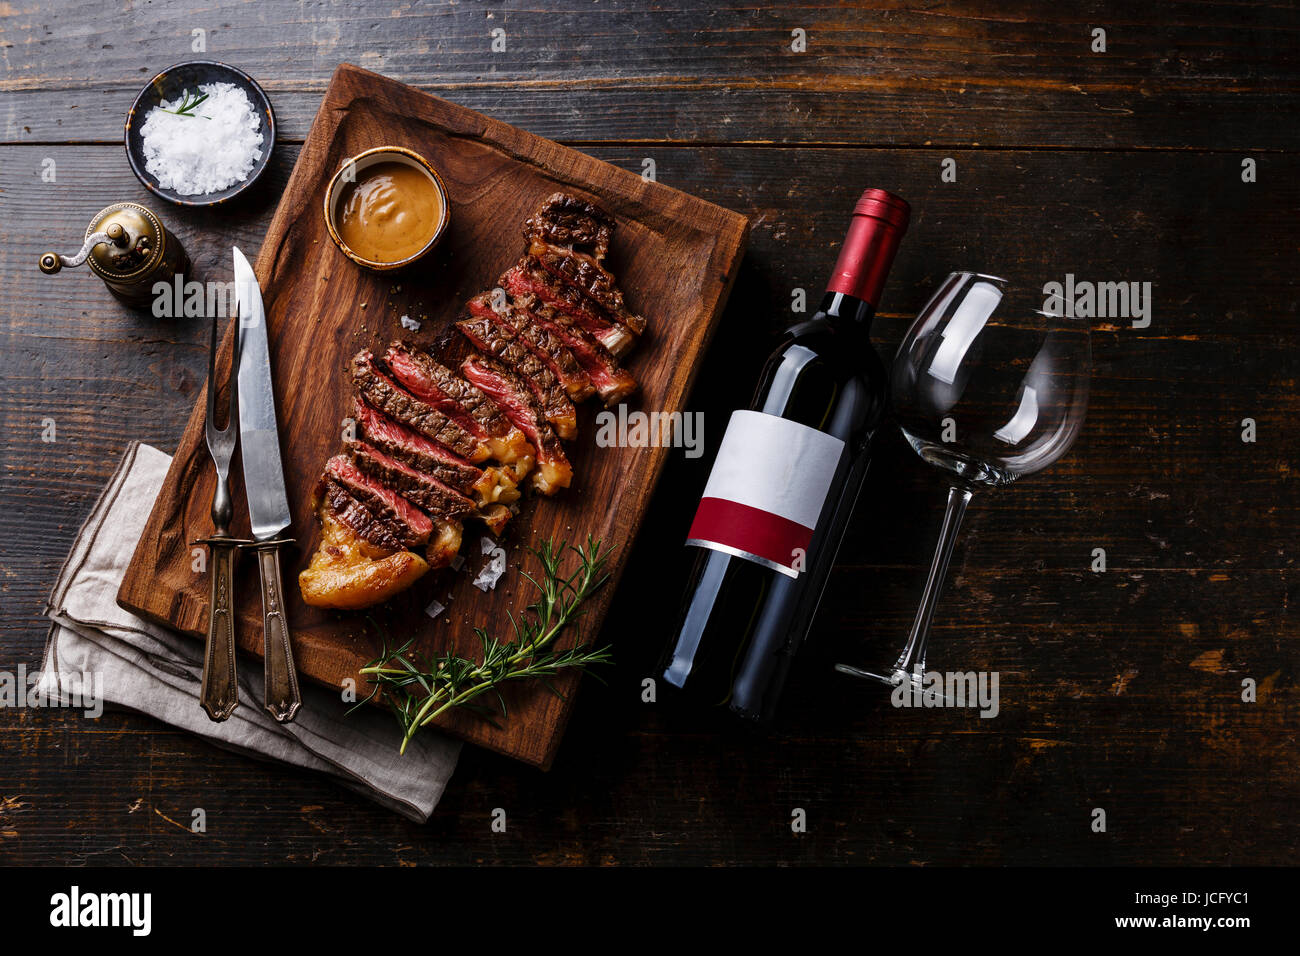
xmin=39 ymin=202 xmax=191 ymax=309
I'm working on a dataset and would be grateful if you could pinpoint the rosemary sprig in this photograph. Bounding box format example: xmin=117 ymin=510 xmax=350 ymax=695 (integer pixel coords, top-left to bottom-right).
xmin=161 ymin=89 xmax=210 ymax=119
xmin=356 ymin=535 xmax=615 ymax=753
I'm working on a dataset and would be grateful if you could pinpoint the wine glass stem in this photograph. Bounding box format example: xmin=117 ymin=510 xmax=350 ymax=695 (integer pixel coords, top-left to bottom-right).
xmin=893 ymin=484 xmax=973 ymax=677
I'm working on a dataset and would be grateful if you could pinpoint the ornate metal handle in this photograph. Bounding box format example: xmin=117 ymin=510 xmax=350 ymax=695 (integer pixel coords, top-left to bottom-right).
xmin=247 ymin=540 xmax=301 ymax=723
xmin=38 ymin=223 xmax=128 ymax=274
xmin=196 ymin=535 xmax=244 ymax=721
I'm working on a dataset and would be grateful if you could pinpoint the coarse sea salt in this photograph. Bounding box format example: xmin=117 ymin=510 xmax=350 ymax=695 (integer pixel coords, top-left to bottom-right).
xmin=140 ymin=82 xmax=264 ymax=196
xmin=473 ymin=538 xmax=508 ymax=592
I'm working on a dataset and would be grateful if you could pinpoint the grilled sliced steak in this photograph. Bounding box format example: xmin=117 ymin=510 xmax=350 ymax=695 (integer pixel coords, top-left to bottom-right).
xmin=502 ymin=258 xmax=636 ymax=358
xmin=384 ymin=342 xmax=533 ymax=466
xmin=353 ymin=397 xmax=479 ymax=489
xmin=461 ymin=354 xmax=572 ymax=494
xmin=529 ymin=245 xmax=646 ymax=336
xmin=456 ymin=311 xmax=578 ymax=440
xmin=467 ymin=292 xmax=595 ymax=402
xmin=522 ymin=192 xmax=614 ymax=260
xmin=301 ymin=194 xmax=649 ymax=611
xmin=500 ymin=285 xmax=637 ymax=404
xmin=352 ymin=398 xmax=519 ymax=506
xmin=300 ymin=487 xmax=431 ymax=610
xmin=350 ymin=350 xmax=489 ymax=464
xmin=347 ymin=439 xmax=478 ymax=520
xmin=324 ymin=454 xmax=432 ymax=548
xmin=317 ymin=478 xmax=405 ymax=553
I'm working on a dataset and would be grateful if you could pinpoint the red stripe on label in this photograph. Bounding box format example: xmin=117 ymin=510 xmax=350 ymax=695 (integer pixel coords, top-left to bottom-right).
xmin=687 ymin=497 xmax=815 ymax=571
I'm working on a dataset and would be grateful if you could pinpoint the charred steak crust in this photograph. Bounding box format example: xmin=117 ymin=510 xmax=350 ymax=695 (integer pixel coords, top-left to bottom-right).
xmin=382 ymin=341 xmax=534 ymax=467
xmin=347 ymin=440 xmax=478 ymax=520
xmin=530 ymin=246 xmax=647 ymax=336
xmin=460 ymin=352 xmax=572 ymax=493
xmin=324 ymin=454 xmax=432 ymax=548
xmin=384 ymin=342 xmax=514 ymax=440
xmin=318 ymin=477 xmax=405 ymax=553
xmin=499 ymin=276 xmax=638 ymax=403
xmin=522 ymin=192 xmax=615 ymax=260
xmin=352 ymin=397 xmax=484 ymax=495
xmin=456 ymin=312 xmax=577 ymax=435
xmin=350 ymin=350 xmax=486 ymax=463
xmin=505 ymin=256 xmax=636 ymax=356
xmin=468 ymin=292 xmax=595 ymax=401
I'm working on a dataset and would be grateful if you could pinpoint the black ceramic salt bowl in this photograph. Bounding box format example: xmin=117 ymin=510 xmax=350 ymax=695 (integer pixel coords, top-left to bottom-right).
xmin=125 ymin=60 xmax=274 ymax=207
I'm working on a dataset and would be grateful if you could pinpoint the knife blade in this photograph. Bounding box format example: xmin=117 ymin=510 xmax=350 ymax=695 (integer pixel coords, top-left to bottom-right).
xmin=234 ymin=245 xmax=302 ymax=723
xmin=234 ymin=246 xmax=291 ymax=541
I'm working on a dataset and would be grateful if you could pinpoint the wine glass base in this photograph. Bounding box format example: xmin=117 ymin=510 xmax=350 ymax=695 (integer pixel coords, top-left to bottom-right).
xmin=835 ymin=662 xmax=954 ymax=704
xmin=834 ymin=663 xmax=913 ymax=687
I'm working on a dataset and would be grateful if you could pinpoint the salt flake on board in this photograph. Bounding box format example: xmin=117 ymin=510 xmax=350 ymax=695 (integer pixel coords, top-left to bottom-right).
xmin=473 ymin=539 xmax=508 ymax=592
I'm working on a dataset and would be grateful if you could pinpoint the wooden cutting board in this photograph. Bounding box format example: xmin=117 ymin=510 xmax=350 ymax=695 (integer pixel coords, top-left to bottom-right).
xmin=117 ymin=63 xmax=748 ymax=769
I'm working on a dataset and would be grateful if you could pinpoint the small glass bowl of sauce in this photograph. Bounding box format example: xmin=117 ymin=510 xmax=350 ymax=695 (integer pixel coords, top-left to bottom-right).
xmin=324 ymin=146 xmax=450 ymax=271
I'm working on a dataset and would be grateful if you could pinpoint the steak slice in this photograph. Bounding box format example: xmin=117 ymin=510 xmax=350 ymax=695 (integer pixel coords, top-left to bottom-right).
xmin=352 ymin=398 xmax=519 ymax=506
xmin=529 ymin=245 xmax=647 ymax=336
xmin=467 ymin=292 xmax=595 ymax=402
xmin=522 ymin=192 xmax=615 ymax=260
xmin=503 ymin=258 xmax=636 ymax=358
xmin=456 ymin=311 xmax=578 ymax=440
xmin=300 ymin=487 xmax=431 ymax=610
xmin=461 ymin=353 xmax=572 ymax=494
xmin=347 ymin=439 xmax=478 ymax=520
xmin=324 ymin=454 xmax=432 ymax=548
xmin=350 ymin=350 xmax=489 ymax=464
xmin=384 ymin=342 xmax=533 ymax=466
xmin=317 ymin=478 xmax=405 ymax=554
xmin=500 ymin=283 xmax=638 ymax=404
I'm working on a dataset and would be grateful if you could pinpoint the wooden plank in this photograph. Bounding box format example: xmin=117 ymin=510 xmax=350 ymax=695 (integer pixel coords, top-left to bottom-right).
xmin=113 ymin=64 xmax=750 ymax=768
xmin=2 ymin=564 xmax=1295 ymax=865
xmin=2 ymin=1 xmax=1298 ymax=148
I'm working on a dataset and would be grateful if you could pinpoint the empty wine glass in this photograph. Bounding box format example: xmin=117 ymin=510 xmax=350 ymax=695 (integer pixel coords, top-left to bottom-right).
xmin=836 ymin=271 xmax=1090 ymax=688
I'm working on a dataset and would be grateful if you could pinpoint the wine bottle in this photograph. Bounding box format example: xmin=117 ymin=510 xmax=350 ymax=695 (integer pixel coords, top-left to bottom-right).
xmin=657 ymin=188 xmax=910 ymax=724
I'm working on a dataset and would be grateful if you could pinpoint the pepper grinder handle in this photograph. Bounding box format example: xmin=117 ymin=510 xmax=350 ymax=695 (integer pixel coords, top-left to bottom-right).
xmin=39 ymin=224 xmax=128 ymax=274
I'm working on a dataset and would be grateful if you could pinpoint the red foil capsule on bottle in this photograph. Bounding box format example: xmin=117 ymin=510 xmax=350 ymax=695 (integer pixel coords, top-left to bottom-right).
xmin=825 ymin=188 xmax=911 ymax=307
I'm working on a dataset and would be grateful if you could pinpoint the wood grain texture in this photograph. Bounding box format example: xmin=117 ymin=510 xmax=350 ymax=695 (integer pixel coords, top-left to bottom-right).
xmin=1 ymin=0 xmax=1297 ymax=866
xmin=114 ymin=64 xmax=749 ymax=768
xmin=2 ymin=1 xmax=1297 ymax=149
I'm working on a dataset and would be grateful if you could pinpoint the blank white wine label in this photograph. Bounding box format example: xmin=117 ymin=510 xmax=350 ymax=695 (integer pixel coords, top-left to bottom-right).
xmin=686 ymin=410 xmax=845 ymax=577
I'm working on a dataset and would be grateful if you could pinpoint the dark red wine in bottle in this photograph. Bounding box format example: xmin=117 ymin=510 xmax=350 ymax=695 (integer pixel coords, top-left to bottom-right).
xmin=657 ymin=188 xmax=910 ymax=724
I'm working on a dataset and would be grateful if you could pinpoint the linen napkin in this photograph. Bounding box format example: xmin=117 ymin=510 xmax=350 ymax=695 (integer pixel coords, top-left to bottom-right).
xmin=39 ymin=441 xmax=460 ymax=822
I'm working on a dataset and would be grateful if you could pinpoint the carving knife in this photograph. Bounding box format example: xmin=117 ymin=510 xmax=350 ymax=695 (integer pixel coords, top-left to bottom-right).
xmin=233 ymin=245 xmax=302 ymax=723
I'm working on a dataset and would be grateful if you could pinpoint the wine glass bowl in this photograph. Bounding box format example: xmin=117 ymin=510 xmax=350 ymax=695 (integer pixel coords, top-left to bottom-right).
xmin=892 ymin=271 xmax=1091 ymax=488
xmin=837 ymin=270 xmax=1091 ymax=688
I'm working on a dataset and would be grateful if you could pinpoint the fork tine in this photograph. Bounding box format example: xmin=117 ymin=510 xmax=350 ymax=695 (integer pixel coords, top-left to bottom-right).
xmin=228 ymin=308 xmax=240 ymax=439
xmin=204 ymin=308 xmax=240 ymax=472
xmin=204 ymin=311 xmax=220 ymax=448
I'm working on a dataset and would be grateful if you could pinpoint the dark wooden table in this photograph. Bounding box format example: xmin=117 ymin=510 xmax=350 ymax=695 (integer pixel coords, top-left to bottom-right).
xmin=1 ymin=1 xmax=1296 ymax=866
